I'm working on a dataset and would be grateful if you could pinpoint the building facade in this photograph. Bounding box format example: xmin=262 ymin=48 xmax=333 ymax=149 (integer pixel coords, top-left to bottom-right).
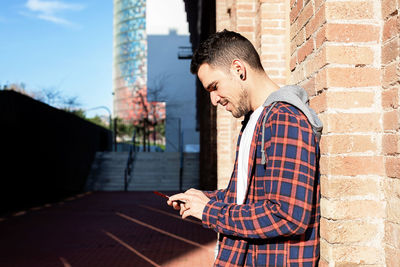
xmin=113 ymin=0 xmax=165 ymax=125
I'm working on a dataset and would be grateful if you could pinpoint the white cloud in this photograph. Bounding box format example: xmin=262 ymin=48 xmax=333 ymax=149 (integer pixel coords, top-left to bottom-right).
xmin=24 ymin=0 xmax=85 ymax=26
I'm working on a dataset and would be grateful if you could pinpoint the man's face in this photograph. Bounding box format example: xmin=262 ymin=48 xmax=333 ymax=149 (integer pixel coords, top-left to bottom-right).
xmin=197 ymin=63 xmax=250 ymax=118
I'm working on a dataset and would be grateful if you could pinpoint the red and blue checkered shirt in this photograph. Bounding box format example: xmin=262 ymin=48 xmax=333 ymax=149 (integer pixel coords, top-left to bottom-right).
xmin=202 ymin=102 xmax=320 ymax=267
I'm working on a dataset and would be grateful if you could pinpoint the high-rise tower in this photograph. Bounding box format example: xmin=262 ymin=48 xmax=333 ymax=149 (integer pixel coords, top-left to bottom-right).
xmin=113 ymin=0 xmax=147 ymax=122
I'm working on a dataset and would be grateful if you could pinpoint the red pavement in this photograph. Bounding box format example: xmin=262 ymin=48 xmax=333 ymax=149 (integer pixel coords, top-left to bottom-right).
xmin=0 ymin=192 xmax=217 ymax=267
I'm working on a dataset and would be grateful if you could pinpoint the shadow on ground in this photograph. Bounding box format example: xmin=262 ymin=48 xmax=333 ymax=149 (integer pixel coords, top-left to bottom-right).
xmin=0 ymin=192 xmax=216 ymax=267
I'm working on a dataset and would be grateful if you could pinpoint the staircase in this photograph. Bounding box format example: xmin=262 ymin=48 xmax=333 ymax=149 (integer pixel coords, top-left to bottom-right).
xmin=86 ymin=151 xmax=199 ymax=191
xmin=85 ymin=152 xmax=128 ymax=191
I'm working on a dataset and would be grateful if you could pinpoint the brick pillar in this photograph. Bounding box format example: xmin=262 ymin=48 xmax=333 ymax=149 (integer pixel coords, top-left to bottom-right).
xmin=382 ymin=0 xmax=400 ymax=265
xmin=215 ymin=0 xmax=289 ymax=189
xmin=290 ymin=0 xmax=400 ymax=264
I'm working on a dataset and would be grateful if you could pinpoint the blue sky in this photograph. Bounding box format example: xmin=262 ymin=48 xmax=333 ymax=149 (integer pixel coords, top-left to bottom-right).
xmin=0 ymin=0 xmax=188 ymax=118
xmin=1 ymin=0 xmax=114 ymax=117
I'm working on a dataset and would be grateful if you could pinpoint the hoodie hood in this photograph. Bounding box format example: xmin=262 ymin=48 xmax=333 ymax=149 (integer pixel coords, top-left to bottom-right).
xmin=260 ymin=85 xmax=323 ymax=164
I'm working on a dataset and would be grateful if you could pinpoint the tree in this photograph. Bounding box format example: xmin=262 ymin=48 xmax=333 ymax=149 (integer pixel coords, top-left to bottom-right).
xmin=131 ymin=85 xmax=166 ymax=151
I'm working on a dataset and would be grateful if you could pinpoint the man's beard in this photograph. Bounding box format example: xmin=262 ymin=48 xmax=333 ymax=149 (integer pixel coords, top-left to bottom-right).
xmin=231 ymin=87 xmax=250 ymax=118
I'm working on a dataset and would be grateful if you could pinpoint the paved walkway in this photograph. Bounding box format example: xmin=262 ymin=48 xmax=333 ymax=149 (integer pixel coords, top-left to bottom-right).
xmin=0 ymin=192 xmax=216 ymax=267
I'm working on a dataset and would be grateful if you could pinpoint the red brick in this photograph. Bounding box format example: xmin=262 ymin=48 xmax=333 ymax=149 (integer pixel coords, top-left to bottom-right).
xmin=319 ymin=258 xmax=329 ymax=267
xmin=382 ymin=88 xmax=399 ymax=109
xmin=383 ymin=16 xmax=399 ymax=42
xmin=305 ymin=4 xmax=326 ymax=39
xmin=315 ymin=0 xmax=324 ymax=10
xmin=326 ymin=24 xmax=380 ymax=43
xmin=387 ymin=197 xmax=400 ymax=222
xmin=261 ymin=53 xmax=280 ymax=61
xmin=316 ymin=24 xmax=327 ymax=49
xmin=291 ymin=64 xmax=306 ymax=84
xmin=382 ymin=37 xmax=399 ymax=65
xmin=382 ymin=0 xmax=397 ymax=19
xmin=321 ymin=155 xmax=384 ymax=176
xmin=237 ymin=3 xmax=255 ymax=11
xmin=266 ymin=61 xmax=286 ymax=68
xmin=237 ymin=25 xmax=255 ymax=32
xmin=326 ymin=46 xmax=374 ymax=65
xmin=384 ymin=110 xmax=399 ymax=131
xmin=327 ymin=113 xmax=381 ymax=133
xmin=291 ymin=19 xmax=300 ymax=40
xmin=383 ymin=62 xmax=398 ymax=88
xmin=321 ymin=218 xmax=379 ymax=243
xmin=310 ymin=90 xmax=327 ymax=113
xmin=383 ymin=134 xmax=399 ymax=154
xmin=261 ymin=28 xmax=286 ymax=36
xmin=321 ymin=176 xmax=380 ymax=198
xmin=290 ymin=0 xmax=303 ymax=23
xmin=298 ymin=37 xmax=314 ymax=63
xmin=385 ymin=221 xmax=400 ymax=249
xmin=300 ymin=76 xmax=316 ymax=97
xmin=326 ymin=1 xmax=374 ymax=20
xmin=315 ymin=68 xmax=327 ymax=91
xmin=297 ymin=1 xmax=314 ymax=30
xmin=332 ymin=245 xmax=384 ymax=265
xmin=386 ymin=157 xmax=400 ymax=178
xmin=327 ymin=91 xmax=375 ymax=109
xmin=305 ymin=47 xmax=327 ymax=77
xmin=321 ymin=134 xmax=377 ymax=154
xmin=385 ymin=245 xmax=400 ymax=267
xmin=261 ymin=6 xmax=284 ymax=19
xmin=326 ymin=67 xmax=380 ymax=88
xmin=321 ymin=198 xmax=385 ymax=219
xmin=261 ymin=20 xmax=281 ymax=29
xmin=293 ymin=28 xmax=306 ymax=49
xmin=237 ymin=18 xmax=254 ymax=26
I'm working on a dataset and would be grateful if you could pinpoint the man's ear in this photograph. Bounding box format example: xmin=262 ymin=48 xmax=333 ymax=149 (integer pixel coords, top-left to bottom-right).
xmin=231 ymin=59 xmax=246 ymax=81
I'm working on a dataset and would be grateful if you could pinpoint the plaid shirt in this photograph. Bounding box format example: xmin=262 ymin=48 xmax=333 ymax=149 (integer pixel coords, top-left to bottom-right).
xmin=202 ymin=102 xmax=320 ymax=267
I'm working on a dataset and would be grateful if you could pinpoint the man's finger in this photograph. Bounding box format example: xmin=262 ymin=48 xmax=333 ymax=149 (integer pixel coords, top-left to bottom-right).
xmin=169 ymin=193 xmax=189 ymax=203
xmin=181 ymin=208 xmax=192 ymax=219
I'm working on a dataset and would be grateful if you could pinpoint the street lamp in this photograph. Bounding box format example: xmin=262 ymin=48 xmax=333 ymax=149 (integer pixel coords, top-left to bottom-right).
xmin=86 ymin=106 xmax=112 ymax=131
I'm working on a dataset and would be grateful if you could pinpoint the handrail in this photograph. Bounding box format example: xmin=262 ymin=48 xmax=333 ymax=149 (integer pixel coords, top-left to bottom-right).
xmin=124 ymin=130 xmax=136 ymax=191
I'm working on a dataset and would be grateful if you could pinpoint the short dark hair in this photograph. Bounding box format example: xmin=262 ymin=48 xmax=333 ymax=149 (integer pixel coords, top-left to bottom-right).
xmin=190 ymin=30 xmax=264 ymax=74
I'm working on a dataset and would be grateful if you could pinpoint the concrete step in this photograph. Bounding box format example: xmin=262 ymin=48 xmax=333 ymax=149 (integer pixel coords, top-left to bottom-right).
xmin=86 ymin=152 xmax=199 ymax=192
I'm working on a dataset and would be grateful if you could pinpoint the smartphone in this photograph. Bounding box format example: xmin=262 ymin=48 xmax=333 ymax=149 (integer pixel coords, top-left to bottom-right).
xmin=153 ymin=191 xmax=185 ymax=204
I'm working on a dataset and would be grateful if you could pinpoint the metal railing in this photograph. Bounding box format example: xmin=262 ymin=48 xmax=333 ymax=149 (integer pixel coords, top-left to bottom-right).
xmin=124 ymin=130 xmax=136 ymax=191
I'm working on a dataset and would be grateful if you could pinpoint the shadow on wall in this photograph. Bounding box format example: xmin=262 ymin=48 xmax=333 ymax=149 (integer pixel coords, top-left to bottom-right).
xmin=0 ymin=90 xmax=112 ymax=215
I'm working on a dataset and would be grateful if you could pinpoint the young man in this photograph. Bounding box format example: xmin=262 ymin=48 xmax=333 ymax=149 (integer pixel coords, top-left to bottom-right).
xmin=168 ymin=30 xmax=322 ymax=266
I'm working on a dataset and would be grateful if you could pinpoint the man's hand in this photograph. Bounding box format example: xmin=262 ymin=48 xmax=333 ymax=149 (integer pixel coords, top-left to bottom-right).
xmin=167 ymin=189 xmax=210 ymax=220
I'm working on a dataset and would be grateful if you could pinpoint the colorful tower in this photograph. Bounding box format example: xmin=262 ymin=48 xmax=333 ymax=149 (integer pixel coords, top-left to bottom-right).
xmin=113 ymin=0 xmax=147 ymax=122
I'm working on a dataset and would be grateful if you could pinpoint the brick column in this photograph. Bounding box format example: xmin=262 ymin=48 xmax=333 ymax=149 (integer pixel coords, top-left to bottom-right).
xmin=382 ymin=0 xmax=400 ymax=265
xmin=216 ymin=0 xmax=289 ymax=189
xmin=290 ymin=0 xmax=400 ymax=264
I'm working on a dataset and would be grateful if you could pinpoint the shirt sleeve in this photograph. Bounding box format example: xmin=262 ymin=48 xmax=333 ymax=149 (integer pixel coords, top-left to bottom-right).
xmin=203 ymin=189 xmax=226 ymax=201
xmin=201 ymin=108 xmax=317 ymax=239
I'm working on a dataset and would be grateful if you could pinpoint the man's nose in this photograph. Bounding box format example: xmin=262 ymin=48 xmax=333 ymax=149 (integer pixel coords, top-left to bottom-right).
xmin=210 ymin=91 xmax=220 ymax=106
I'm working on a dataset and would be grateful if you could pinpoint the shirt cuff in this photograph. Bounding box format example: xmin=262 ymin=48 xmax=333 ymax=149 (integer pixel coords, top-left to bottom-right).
xmin=202 ymin=199 xmax=225 ymax=229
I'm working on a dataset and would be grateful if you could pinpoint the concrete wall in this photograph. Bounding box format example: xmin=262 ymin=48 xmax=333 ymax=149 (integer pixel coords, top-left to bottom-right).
xmin=0 ymin=90 xmax=112 ymax=215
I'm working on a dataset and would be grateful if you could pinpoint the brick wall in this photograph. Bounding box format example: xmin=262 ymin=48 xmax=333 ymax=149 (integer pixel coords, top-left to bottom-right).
xmin=291 ymin=0 xmax=400 ymax=265
xmin=215 ymin=0 xmax=399 ymax=265
xmin=215 ymin=0 xmax=289 ymax=189
xmin=382 ymin=0 xmax=400 ymax=265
